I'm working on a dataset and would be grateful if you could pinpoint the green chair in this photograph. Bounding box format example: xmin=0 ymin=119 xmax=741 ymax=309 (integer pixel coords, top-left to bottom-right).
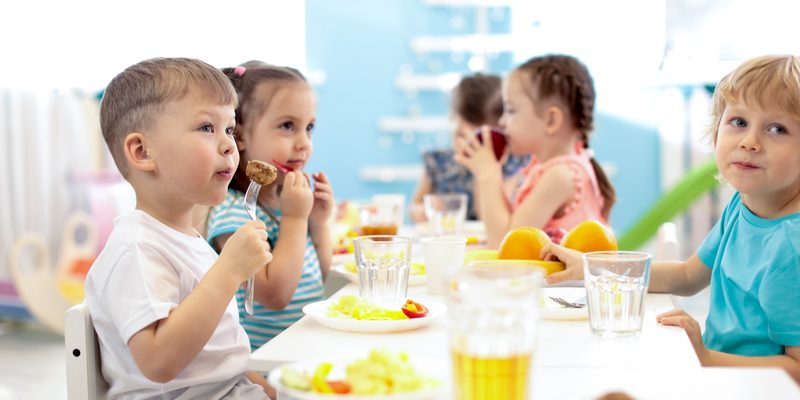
xmin=618 ymin=160 xmax=719 ymax=251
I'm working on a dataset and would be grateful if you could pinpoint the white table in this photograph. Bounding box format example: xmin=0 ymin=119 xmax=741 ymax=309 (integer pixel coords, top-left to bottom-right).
xmin=531 ymin=367 xmax=800 ymax=400
xmin=249 ymin=285 xmax=698 ymax=372
xmin=250 ymin=285 xmax=800 ymax=399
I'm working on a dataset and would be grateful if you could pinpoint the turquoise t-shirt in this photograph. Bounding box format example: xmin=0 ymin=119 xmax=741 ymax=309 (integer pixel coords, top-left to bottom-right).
xmin=697 ymin=192 xmax=800 ymax=356
xmin=207 ymin=189 xmax=324 ymax=351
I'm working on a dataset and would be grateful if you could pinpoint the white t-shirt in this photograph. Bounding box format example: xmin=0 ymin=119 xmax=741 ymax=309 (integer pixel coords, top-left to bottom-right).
xmin=84 ymin=210 xmax=253 ymax=399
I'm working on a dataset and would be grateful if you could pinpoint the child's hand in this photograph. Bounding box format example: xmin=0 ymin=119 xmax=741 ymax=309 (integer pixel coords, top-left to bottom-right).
xmin=280 ymin=171 xmax=313 ymax=219
xmin=657 ymin=309 xmax=709 ymax=364
xmin=309 ymin=171 xmax=334 ymax=227
xmin=218 ymin=220 xmax=273 ymax=283
xmin=453 ymin=125 xmax=502 ymax=181
xmin=540 ymin=242 xmax=585 ymax=284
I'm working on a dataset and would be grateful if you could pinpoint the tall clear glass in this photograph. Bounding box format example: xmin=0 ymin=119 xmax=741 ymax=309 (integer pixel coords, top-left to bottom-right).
xmin=353 ymin=235 xmax=412 ymax=302
xmin=584 ymin=251 xmax=652 ymax=337
xmin=449 ymin=262 xmax=543 ymax=400
xmin=423 ymin=193 xmax=467 ymax=236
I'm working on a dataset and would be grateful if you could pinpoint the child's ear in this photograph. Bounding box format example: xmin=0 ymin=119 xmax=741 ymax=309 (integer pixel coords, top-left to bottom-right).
xmin=544 ymin=106 xmax=564 ymax=135
xmin=123 ymin=132 xmax=156 ymax=172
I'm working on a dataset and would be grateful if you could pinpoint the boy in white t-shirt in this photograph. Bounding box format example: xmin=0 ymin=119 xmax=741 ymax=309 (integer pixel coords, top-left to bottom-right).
xmin=84 ymin=58 xmax=273 ymax=399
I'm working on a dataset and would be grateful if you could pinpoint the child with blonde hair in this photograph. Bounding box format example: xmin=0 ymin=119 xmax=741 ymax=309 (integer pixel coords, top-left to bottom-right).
xmin=85 ymin=58 xmax=272 ymax=398
xmin=544 ymin=55 xmax=800 ymax=382
xmin=208 ymin=62 xmax=333 ymax=350
xmin=455 ymin=54 xmax=615 ymax=247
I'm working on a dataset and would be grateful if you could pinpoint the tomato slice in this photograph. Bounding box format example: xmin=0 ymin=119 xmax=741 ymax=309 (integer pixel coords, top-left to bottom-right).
xmin=401 ymin=299 xmax=429 ymax=319
xmin=326 ymin=380 xmax=352 ymax=394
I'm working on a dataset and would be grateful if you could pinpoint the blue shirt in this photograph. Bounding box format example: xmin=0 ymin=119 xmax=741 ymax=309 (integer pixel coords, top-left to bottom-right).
xmin=424 ymin=149 xmax=529 ymax=220
xmin=207 ymin=189 xmax=324 ymax=351
xmin=697 ymin=192 xmax=800 ymax=356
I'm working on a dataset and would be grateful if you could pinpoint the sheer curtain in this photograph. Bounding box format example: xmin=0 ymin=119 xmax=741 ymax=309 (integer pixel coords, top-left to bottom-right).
xmin=0 ymin=90 xmax=110 ymax=296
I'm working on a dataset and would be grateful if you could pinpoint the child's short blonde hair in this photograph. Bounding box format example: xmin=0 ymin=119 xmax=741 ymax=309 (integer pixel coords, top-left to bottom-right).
xmin=709 ymin=55 xmax=800 ymax=142
xmin=100 ymin=58 xmax=236 ymax=177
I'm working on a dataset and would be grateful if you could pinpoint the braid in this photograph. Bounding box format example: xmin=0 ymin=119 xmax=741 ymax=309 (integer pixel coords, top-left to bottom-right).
xmin=517 ymin=54 xmax=615 ymax=218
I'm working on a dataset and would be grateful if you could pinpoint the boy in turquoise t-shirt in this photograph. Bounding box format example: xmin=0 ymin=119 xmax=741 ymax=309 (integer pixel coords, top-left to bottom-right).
xmin=543 ymin=55 xmax=800 ymax=383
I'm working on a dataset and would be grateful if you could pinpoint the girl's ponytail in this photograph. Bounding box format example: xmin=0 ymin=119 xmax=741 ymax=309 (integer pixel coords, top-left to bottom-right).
xmin=589 ymin=156 xmax=615 ymax=220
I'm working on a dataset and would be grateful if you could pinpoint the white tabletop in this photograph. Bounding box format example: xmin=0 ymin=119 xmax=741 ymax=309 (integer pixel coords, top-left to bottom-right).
xmin=249 ymin=285 xmax=699 ymax=372
xmin=531 ymin=367 xmax=800 ymax=400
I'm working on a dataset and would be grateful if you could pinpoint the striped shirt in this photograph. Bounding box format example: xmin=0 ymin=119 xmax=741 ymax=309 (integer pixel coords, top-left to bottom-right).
xmin=208 ymin=189 xmax=324 ymax=351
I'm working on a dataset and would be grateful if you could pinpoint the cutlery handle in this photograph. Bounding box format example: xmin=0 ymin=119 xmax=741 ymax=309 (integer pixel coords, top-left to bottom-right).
xmin=244 ymin=276 xmax=255 ymax=314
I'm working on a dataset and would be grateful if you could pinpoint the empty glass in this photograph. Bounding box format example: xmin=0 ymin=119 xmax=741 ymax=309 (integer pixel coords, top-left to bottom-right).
xmin=353 ymin=235 xmax=412 ymax=302
xmin=423 ymin=193 xmax=467 ymax=236
xmin=584 ymin=251 xmax=652 ymax=337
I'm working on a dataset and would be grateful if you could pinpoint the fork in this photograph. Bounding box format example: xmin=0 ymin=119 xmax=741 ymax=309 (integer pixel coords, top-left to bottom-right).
xmin=242 ymin=180 xmax=262 ymax=314
xmin=548 ymin=296 xmax=587 ymax=308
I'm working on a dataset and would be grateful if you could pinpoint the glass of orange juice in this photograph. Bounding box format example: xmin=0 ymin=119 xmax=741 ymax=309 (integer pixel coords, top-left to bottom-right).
xmin=358 ymin=203 xmax=400 ymax=236
xmin=448 ymin=262 xmax=544 ymax=400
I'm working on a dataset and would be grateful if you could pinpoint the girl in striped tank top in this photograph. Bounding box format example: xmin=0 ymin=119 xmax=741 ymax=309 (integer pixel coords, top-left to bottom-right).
xmin=208 ymin=61 xmax=334 ymax=351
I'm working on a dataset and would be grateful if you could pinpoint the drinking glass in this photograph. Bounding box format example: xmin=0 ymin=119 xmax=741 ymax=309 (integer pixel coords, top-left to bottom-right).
xmin=449 ymin=262 xmax=543 ymax=400
xmin=584 ymin=251 xmax=652 ymax=337
xmin=358 ymin=203 xmax=400 ymax=236
xmin=353 ymin=235 xmax=412 ymax=302
xmin=423 ymin=193 xmax=467 ymax=236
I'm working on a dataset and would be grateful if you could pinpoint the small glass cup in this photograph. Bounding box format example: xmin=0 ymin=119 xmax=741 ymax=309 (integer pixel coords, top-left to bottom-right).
xmin=423 ymin=193 xmax=467 ymax=236
xmin=353 ymin=235 xmax=412 ymax=302
xmin=449 ymin=261 xmax=544 ymax=400
xmin=583 ymin=251 xmax=652 ymax=337
xmin=358 ymin=203 xmax=400 ymax=236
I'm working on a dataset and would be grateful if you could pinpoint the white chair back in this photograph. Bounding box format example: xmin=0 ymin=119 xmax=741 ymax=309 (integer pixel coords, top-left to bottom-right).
xmin=65 ymin=304 xmax=108 ymax=400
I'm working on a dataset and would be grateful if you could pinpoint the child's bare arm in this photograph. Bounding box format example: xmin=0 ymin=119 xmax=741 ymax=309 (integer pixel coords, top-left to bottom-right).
xmin=309 ymin=172 xmax=334 ymax=279
xmin=659 ymin=310 xmax=800 ymax=384
xmin=508 ymin=165 xmax=575 ymax=237
xmin=127 ymin=220 xmax=270 ymax=383
xmin=649 ymin=254 xmax=711 ymax=295
xmin=253 ymin=171 xmax=312 ymax=309
xmin=542 ymin=243 xmax=712 ymax=294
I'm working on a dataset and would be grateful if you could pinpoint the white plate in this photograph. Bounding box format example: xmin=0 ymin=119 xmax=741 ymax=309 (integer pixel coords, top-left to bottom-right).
xmin=302 ymin=298 xmax=446 ymax=333
xmin=268 ymin=354 xmax=447 ymax=399
xmin=541 ymin=287 xmax=588 ymax=321
xmin=331 ymin=264 xmax=426 ymax=287
xmin=332 ymin=253 xmax=355 ymax=265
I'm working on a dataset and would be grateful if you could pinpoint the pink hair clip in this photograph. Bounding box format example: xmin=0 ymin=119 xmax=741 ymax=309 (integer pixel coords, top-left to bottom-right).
xmin=233 ymin=66 xmax=246 ymax=77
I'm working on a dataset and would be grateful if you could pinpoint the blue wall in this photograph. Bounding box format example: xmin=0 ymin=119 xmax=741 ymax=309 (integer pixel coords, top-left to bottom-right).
xmin=305 ymin=1 xmax=661 ymax=233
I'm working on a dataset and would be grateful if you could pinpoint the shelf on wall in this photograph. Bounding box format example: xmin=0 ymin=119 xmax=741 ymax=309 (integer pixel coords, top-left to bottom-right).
xmin=396 ymin=73 xmax=461 ymax=93
xmin=378 ymin=116 xmax=451 ymax=133
xmin=359 ymin=165 xmax=424 ymax=183
xmin=423 ymin=0 xmax=511 ymax=6
xmin=410 ymin=34 xmax=515 ymax=54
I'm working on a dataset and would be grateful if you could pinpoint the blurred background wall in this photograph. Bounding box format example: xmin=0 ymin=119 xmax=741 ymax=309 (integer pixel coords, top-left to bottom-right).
xmin=2 ymin=0 xmax=800 ymax=321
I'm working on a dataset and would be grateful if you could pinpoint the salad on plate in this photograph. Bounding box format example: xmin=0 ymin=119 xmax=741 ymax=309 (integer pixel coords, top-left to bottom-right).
xmin=271 ymin=348 xmax=443 ymax=398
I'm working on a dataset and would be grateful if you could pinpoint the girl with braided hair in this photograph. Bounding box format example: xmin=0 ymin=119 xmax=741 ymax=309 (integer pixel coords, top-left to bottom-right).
xmin=455 ymin=54 xmax=615 ymax=247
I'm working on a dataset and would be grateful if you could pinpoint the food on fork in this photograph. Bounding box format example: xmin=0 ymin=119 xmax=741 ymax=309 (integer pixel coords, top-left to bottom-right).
xmin=245 ymin=160 xmax=278 ymax=185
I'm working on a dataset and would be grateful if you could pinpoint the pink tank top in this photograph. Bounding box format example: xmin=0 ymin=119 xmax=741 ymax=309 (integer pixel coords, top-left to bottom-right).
xmin=513 ymin=150 xmax=607 ymax=241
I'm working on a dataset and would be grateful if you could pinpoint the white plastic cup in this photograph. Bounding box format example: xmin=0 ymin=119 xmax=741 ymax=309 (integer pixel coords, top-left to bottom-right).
xmin=421 ymin=236 xmax=466 ymax=295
